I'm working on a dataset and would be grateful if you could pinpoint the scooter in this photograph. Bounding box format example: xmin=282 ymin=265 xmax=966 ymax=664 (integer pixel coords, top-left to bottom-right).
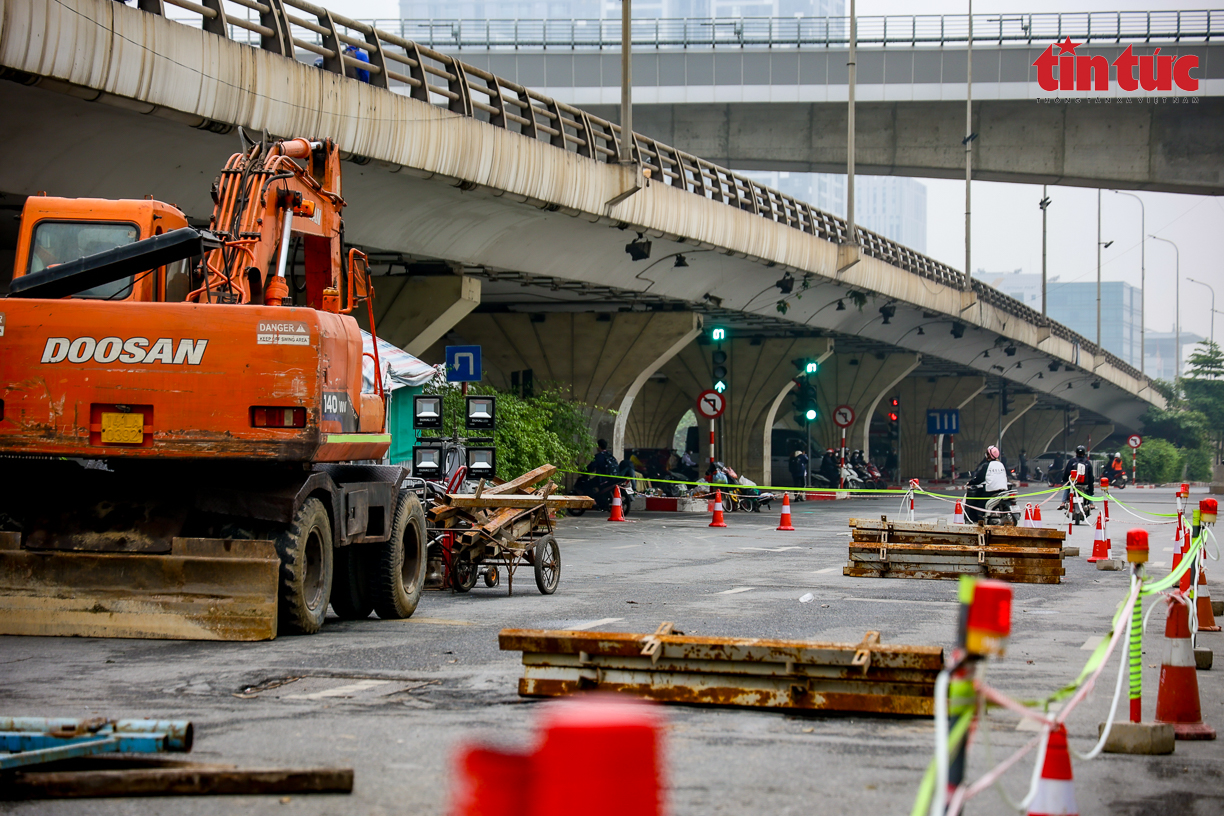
xmin=965 ymin=483 xmax=1020 ymax=526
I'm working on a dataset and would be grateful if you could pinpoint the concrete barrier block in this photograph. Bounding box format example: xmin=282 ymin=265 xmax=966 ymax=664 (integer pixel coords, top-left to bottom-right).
xmin=1064 ymin=547 xmax=1080 ymax=557
xmin=1095 ymin=559 xmax=1122 ymax=571
xmin=1099 ymin=722 xmax=1175 ymax=755
xmin=1212 ymin=600 xmax=1223 ymax=617
xmin=1194 ymin=647 xmax=1213 ymax=670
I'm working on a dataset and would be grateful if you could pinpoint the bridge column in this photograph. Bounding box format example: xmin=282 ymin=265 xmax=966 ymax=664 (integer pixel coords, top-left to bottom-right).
xmin=893 ymin=377 xmax=985 ymax=481
xmin=648 ymin=337 xmax=833 ymax=484
xmin=425 ymin=311 xmax=701 ymax=445
xmin=954 ymin=394 xmax=1002 ymax=476
xmin=372 ymin=275 xmax=482 ymax=357
xmin=611 ymin=318 xmax=704 ymax=460
xmin=760 ymin=347 xmax=834 ymax=485
xmin=998 ymin=394 xmax=1039 ymax=451
xmin=1069 ymin=422 xmax=1116 ymax=454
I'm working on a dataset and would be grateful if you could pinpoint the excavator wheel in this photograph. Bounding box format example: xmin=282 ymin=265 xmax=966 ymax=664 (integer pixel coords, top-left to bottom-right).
xmin=274 ymin=498 xmax=335 ymax=635
xmin=370 ymin=491 xmax=427 ymax=620
xmin=330 ymin=545 xmax=374 ymax=620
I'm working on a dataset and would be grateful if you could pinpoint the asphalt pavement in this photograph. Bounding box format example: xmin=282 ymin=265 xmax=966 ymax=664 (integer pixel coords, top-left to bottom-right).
xmin=1 ymin=486 xmax=1221 ymax=815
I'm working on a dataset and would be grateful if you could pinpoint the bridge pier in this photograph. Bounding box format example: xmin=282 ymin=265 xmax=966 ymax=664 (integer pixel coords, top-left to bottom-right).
xmin=369 ymin=274 xmax=482 ymax=356
xmin=892 ymin=377 xmax=985 ymax=482
xmin=427 ymin=311 xmax=700 ymax=446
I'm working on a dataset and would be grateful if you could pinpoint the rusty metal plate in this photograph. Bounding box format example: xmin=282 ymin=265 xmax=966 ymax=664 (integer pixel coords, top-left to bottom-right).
xmin=850 ymin=516 xmax=1066 ymax=549
xmin=499 ymin=627 xmax=942 ymax=716
xmin=0 ymin=534 xmax=278 ymax=640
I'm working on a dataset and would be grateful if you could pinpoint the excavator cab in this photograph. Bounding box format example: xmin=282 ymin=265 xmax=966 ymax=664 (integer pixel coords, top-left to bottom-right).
xmin=13 ymin=196 xmax=193 ymax=302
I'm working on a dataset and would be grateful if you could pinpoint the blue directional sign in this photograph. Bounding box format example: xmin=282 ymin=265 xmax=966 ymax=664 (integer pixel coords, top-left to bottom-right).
xmin=927 ymin=409 xmax=960 ymax=435
xmin=445 ymin=345 xmax=482 ymax=383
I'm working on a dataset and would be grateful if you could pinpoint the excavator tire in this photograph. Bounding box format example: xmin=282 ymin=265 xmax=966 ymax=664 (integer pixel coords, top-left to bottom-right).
xmin=370 ymin=491 xmax=427 ymax=620
xmin=274 ymin=498 xmax=335 ymax=635
xmin=330 ymin=545 xmax=373 ymax=620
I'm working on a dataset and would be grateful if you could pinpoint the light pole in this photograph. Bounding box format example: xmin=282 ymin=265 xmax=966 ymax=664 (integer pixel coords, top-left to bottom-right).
xmin=964 ymin=0 xmax=974 ymax=289
xmin=846 ymin=0 xmax=857 ymax=244
xmin=1039 ymin=186 xmax=1050 ymax=316
xmin=1187 ymin=277 xmax=1216 ymax=346
xmin=1096 ymin=189 xmax=1113 ymax=348
xmin=1113 ymin=190 xmax=1145 ymax=373
xmin=618 ymin=0 xmax=633 ymax=163
xmin=1149 ymin=235 xmax=1181 ymax=378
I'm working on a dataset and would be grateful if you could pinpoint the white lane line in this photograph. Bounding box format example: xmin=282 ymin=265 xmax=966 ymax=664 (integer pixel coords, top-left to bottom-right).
xmin=813 ymin=567 xmax=839 ymax=574
xmin=741 ymin=546 xmax=805 ymax=552
xmin=716 ymin=587 xmax=756 ymax=595
xmin=407 ymin=617 xmax=475 ymax=626
xmin=843 ymin=597 xmax=957 ymax=606
xmin=609 ymin=545 xmax=641 ymax=550
xmin=1080 ymin=635 xmax=1103 ymax=651
xmin=285 ymin=679 xmax=391 ymax=700
xmin=566 ymin=618 xmax=625 ymax=631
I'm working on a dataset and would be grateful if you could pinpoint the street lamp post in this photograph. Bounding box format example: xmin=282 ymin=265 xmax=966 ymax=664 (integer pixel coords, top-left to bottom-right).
xmin=1149 ymin=235 xmax=1181 ymax=378
xmin=618 ymin=0 xmax=633 ymax=163
xmin=1113 ymin=190 xmax=1145 ymax=374
xmin=1187 ymin=277 xmax=1216 ymax=346
xmin=1039 ymin=186 xmax=1051 ymax=317
xmin=1096 ymin=189 xmax=1113 ymax=348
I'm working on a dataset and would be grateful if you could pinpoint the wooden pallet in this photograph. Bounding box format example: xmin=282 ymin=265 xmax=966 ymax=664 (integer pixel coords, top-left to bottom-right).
xmin=843 ymin=516 xmax=1066 ymax=584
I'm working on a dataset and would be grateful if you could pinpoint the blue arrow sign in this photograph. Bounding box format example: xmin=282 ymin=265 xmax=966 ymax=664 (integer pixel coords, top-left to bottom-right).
xmin=927 ymin=409 xmax=960 ymax=435
xmin=445 ymin=345 xmax=482 ymax=383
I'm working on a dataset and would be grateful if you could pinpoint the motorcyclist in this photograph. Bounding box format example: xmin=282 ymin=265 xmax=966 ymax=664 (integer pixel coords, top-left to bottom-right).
xmin=965 ymin=445 xmax=1008 ymax=523
xmin=819 ymin=449 xmax=840 ymax=486
xmin=1103 ymin=452 xmax=1126 ymax=485
xmin=1059 ymin=445 xmax=1095 ymax=509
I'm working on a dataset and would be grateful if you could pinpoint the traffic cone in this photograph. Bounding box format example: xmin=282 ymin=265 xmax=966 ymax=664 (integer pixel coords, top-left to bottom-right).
xmin=953 ymin=500 xmax=964 ymax=525
xmin=607 ymin=486 xmax=626 ymax=522
xmin=1154 ymin=597 xmax=1217 ymax=740
xmin=1033 ymin=504 xmax=1044 ymax=526
xmin=709 ymin=490 xmax=727 ymax=528
xmin=1022 ymin=504 xmax=1033 ymax=528
xmin=1086 ymin=514 xmax=1109 ymax=563
xmin=1026 ymin=725 xmax=1078 ymax=816
xmin=1197 ymin=566 xmax=1221 ymax=632
xmin=776 ymin=492 xmax=795 ymax=531
xmin=1027 ymin=725 xmax=1079 ymax=816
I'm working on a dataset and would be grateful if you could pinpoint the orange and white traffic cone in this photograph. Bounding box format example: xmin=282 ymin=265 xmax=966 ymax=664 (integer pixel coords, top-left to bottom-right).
xmin=1154 ymin=596 xmax=1217 ymax=740
xmin=1033 ymin=504 xmax=1044 ymax=526
xmin=776 ymin=492 xmax=795 ymax=532
xmin=709 ymin=490 xmax=727 ymax=528
xmin=1086 ymin=514 xmax=1109 ymax=563
xmin=607 ymin=486 xmax=626 ymax=522
xmin=1026 ymin=725 xmax=1078 ymax=816
xmin=1022 ymin=504 xmax=1033 ymax=528
xmin=953 ymin=500 xmax=964 ymax=525
xmin=1197 ymin=566 xmax=1221 ymax=632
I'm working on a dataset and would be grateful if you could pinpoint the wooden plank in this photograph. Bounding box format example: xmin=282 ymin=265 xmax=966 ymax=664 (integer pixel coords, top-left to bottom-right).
xmin=1 ymin=766 xmax=354 ymax=799
xmin=849 ymin=517 xmax=1065 ymax=547
xmin=481 ymin=465 xmax=557 ymax=496
xmin=843 ymin=565 xmax=1063 ymax=584
xmin=445 ymin=494 xmax=593 ymax=509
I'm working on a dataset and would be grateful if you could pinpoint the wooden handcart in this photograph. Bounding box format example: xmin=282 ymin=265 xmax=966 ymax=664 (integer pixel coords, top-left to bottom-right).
xmin=425 ymin=465 xmax=594 ymax=595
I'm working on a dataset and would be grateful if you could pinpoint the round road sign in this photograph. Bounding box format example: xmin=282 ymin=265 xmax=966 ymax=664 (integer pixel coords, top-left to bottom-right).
xmin=696 ymin=390 xmax=726 ymax=420
xmin=833 ymin=404 xmax=856 ymax=428
xmin=1127 ymin=434 xmax=1143 ymax=449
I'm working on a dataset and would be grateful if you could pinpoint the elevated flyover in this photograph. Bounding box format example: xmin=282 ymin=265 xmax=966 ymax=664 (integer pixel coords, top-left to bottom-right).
xmin=0 ymin=0 xmax=1162 ymax=480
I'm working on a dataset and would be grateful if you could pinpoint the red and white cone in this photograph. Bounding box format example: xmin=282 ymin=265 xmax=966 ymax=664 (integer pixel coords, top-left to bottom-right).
xmin=709 ymin=490 xmax=727 ymax=528
xmin=1154 ymin=596 xmax=1217 ymax=740
xmin=1197 ymin=566 xmax=1221 ymax=632
xmin=1022 ymin=503 xmax=1034 ymax=528
xmin=953 ymin=500 xmax=964 ymax=525
xmin=1026 ymin=725 xmax=1078 ymax=816
xmin=607 ymin=486 xmax=626 ymax=522
xmin=1033 ymin=504 xmax=1044 ymax=526
xmin=1086 ymin=514 xmax=1109 ymax=563
xmin=776 ymin=493 xmax=795 ymax=531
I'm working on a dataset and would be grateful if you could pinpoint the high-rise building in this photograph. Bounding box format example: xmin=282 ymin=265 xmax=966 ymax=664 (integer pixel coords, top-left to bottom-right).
xmin=986 ymin=271 xmax=1145 ymax=368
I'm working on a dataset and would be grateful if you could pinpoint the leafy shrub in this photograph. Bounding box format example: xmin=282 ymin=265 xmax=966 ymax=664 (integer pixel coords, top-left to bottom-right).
xmin=1134 ymin=437 xmax=1182 ymax=484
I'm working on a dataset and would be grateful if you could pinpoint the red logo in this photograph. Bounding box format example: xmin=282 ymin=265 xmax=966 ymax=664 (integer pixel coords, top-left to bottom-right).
xmin=1032 ymin=39 xmax=1199 ymax=92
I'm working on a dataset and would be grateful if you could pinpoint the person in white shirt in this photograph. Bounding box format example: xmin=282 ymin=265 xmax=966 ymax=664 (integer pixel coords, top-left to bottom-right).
xmin=965 ymin=445 xmax=1008 ymax=523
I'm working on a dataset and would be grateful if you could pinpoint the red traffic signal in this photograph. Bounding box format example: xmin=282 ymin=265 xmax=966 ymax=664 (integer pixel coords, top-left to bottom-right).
xmin=888 ymin=412 xmax=899 ymax=422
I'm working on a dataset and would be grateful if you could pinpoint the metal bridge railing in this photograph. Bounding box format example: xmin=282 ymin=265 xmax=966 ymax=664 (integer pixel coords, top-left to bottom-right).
xmin=346 ymin=11 xmax=1220 ymax=50
xmin=153 ymin=0 xmax=1147 ymax=385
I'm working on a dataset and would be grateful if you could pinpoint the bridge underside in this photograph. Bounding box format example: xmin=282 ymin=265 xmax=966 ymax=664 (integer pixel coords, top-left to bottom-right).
xmin=586 ymin=98 xmax=1224 ymax=195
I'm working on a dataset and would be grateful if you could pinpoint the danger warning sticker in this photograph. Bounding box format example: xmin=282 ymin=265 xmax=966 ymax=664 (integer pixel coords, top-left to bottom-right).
xmin=256 ymin=321 xmax=310 ymax=346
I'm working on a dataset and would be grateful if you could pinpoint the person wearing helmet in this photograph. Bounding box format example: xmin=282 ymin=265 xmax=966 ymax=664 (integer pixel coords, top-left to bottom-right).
xmin=1060 ymin=445 xmax=1095 ymax=508
xmin=788 ymin=449 xmax=809 ymax=487
xmin=965 ymin=445 xmax=1008 ymax=523
xmin=1102 ymin=451 xmax=1127 ymax=487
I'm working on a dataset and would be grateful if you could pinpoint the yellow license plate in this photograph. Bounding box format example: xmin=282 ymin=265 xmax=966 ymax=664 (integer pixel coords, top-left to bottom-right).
xmin=101 ymin=412 xmax=144 ymax=444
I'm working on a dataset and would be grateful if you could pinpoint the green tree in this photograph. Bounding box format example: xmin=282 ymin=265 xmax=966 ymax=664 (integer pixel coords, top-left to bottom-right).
xmin=1139 ymin=406 xmax=1208 ymax=450
xmin=1134 ymin=437 xmax=1183 ymax=484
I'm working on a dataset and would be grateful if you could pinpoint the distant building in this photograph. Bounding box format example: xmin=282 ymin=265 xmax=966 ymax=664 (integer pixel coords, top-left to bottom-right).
xmin=985 ymin=271 xmax=1149 ymax=369
xmin=1144 ymin=330 xmax=1205 ymax=381
xmin=399 ymin=0 xmax=844 ymax=22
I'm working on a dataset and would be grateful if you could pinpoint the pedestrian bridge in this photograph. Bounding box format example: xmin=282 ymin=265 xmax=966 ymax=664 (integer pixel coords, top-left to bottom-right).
xmin=0 ymin=0 xmax=1163 ymax=481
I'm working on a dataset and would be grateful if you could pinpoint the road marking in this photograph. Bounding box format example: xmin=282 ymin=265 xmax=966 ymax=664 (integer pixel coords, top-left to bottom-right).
xmin=1025 ymin=610 xmax=1058 ymax=615
xmin=566 ymin=618 xmax=624 ymax=631
xmin=1080 ymin=636 xmax=1103 ymax=651
xmin=813 ymin=567 xmax=839 ymax=574
xmin=741 ymin=546 xmax=805 ymax=552
xmin=717 ymin=587 xmax=756 ymax=595
xmin=285 ymin=679 xmax=390 ymax=700
xmin=1150 ymin=561 xmax=1167 ymax=568
xmin=609 ymin=544 xmax=641 ymax=550
xmin=844 ymin=597 xmax=957 ymax=607
xmin=406 ymin=617 xmax=476 ymax=626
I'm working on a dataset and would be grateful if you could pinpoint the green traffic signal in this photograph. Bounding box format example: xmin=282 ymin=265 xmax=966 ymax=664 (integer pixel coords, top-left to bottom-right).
xmin=711 ymin=327 xmax=727 ymax=342
xmin=805 ymin=361 xmax=818 ymax=374
xmin=805 ymin=408 xmax=817 ymax=421
xmin=714 ymin=381 xmax=727 ymax=393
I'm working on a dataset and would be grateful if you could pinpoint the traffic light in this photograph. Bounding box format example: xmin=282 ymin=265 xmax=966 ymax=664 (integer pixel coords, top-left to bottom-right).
xmin=712 ymin=349 xmax=728 ymax=393
xmin=711 ymin=327 xmax=727 ymax=342
xmin=888 ymin=397 xmax=900 ymax=439
xmin=1000 ymin=384 xmax=1012 ymax=415
xmin=791 ymin=379 xmax=818 ymax=426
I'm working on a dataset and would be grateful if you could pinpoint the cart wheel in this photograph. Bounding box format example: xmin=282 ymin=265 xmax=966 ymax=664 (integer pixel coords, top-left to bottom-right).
xmin=453 ymin=558 xmax=478 ymax=592
xmin=737 ymin=498 xmax=752 ymax=512
xmin=569 ymin=507 xmax=586 ymax=517
xmin=483 ymin=567 xmax=499 ymax=588
xmin=533 ymin=535 xmax=560 ymax=595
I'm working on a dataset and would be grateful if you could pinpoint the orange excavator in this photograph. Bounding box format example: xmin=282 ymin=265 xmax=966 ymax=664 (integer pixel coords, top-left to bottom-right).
xmin=0 ymin=135 xmax=427 ymax=640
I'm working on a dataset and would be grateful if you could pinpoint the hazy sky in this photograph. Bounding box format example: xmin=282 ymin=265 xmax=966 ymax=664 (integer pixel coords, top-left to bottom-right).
xmin=324 ymin=0 xmax=1223 ymax=341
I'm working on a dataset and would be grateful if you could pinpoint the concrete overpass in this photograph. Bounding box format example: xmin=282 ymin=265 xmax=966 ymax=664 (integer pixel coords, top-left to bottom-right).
xmin=0 ymin=0 xmax=1162 ymax=483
